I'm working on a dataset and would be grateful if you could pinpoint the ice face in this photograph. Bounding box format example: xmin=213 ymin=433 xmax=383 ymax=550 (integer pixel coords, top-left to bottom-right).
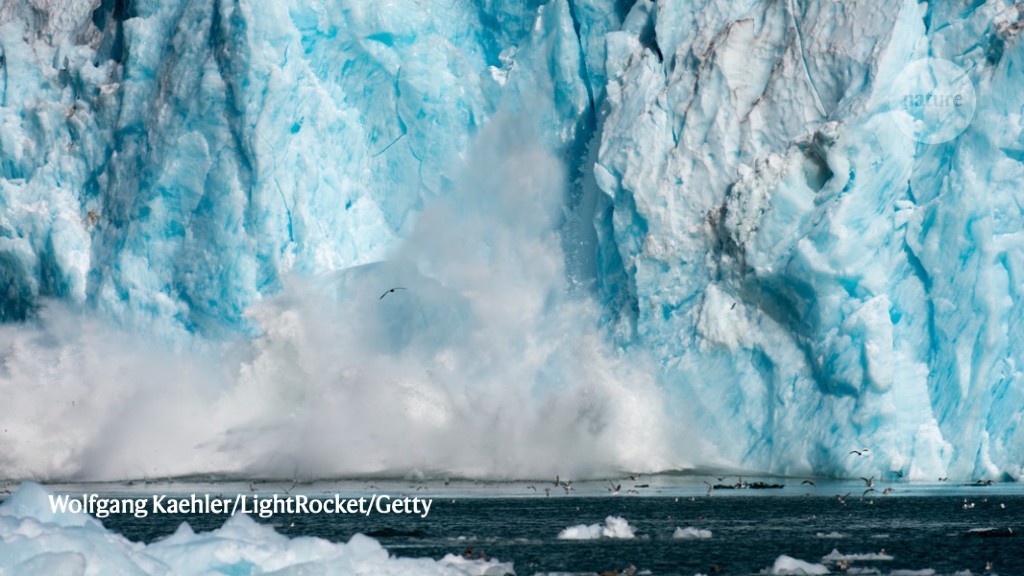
xmin=594 ymin=0 xmax=1024 ymax=481
xmin=0 ymin=1 xmax=1021 ymax=481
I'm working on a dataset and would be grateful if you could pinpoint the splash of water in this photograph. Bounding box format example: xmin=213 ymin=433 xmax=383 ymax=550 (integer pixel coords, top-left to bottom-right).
xmin=0 ymin=114 xmax=697 ymax=482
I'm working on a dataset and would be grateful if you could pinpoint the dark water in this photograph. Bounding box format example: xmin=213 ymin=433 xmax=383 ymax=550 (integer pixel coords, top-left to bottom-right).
xmin=94 ymin=489 xmax=1023 ymax=576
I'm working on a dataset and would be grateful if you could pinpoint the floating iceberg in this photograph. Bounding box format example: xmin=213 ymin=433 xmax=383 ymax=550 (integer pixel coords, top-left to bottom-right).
xmin=768 ymin=554 xmax=830 ymax=575
xmin=557 ymin=516 xmax=636 ymax=540
xmin=672 ymin=526 xmax=712 ymax=539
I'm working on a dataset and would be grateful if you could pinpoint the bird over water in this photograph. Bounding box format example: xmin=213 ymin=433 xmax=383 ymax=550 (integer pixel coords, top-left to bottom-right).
xmin=379 ymin=287 xmax=407 ymax=299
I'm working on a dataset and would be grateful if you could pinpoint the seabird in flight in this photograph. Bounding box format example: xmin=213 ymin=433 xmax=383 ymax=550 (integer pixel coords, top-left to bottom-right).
xmin=379 ymin=287 xmax=407 ymax=299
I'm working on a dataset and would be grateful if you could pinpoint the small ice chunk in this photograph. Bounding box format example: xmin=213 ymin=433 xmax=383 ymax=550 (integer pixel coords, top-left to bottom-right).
xmin=672 ymin=527 xmax=712 ymax=539
xmin=488 ymin=66 xmax=509 ymax=86
xmin=768 ymin=555 xmax=830 ymax=575
xmin=557 ymin=516 xmax=635 ymax=540
xmin=439 ymin=553 xmax=516 ymax=576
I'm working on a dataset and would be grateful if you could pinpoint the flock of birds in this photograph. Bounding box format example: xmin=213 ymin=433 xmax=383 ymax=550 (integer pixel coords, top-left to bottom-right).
xmin=276 ymin=442 xmax=1017 ymax=504
xmin=476 ymin=447 xmax=1011 ymax=504
xmin=524 ymin=474 xmax=654 ymax=497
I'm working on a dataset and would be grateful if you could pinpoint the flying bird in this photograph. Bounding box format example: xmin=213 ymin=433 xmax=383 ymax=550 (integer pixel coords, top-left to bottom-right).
xmin=379 ymin=287 xmax=407 ymax=299
xmin=850 ymin=449 xmax=870 ymax=456
xmin=801 ymin=480 xmax=817 ymax=488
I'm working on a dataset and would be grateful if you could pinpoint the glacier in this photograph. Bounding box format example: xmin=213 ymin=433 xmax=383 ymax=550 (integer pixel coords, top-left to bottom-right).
xmin=0 ymin=0 xmax=1022 ymax=483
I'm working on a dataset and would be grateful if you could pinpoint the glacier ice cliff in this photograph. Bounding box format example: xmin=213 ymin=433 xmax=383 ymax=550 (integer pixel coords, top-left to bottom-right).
xmin=0 ymin=0 xmax=1021 ymax=482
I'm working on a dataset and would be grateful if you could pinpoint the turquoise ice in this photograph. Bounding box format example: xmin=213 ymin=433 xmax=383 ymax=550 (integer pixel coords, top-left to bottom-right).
xmin=0 ymin=0 xmax=1021 ymax=481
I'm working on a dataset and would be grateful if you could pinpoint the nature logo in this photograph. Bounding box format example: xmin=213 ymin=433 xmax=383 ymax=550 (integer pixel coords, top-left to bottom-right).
xmin=889 ymin=58 xmax=977 ymax=144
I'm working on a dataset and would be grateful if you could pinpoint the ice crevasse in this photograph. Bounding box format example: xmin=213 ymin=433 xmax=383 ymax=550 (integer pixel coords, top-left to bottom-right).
xmin=0 ymin=0 xmax=1021 ymax=482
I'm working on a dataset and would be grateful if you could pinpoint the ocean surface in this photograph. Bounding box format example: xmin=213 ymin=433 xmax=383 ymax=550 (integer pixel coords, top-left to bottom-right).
xmin=23 ymin=477 xmax=1023 ymax=576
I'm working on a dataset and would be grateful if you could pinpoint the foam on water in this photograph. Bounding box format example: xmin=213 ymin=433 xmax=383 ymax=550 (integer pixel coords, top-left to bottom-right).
xmin=822 ymin=549 xmax=894 ymax=563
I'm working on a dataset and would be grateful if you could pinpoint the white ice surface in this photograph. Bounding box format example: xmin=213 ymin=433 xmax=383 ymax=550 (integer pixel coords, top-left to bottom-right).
xmin=0 ymin=482 xmax=512 ymax=576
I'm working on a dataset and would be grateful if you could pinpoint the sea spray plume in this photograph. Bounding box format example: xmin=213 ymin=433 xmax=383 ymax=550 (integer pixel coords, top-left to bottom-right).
xmin=0 ymin=0 xmax=688 ymax=482
xmin=218 ymin=111 xmax=684 ymax=480
xmin=0 ymin=303 xmax=231 ymax=480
